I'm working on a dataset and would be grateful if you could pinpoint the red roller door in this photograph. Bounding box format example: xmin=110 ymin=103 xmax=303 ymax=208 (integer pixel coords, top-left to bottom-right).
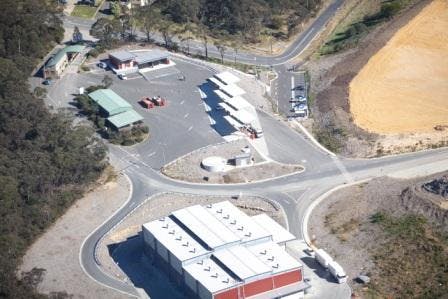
xmin=214 ymin=287 xmax=239 ymax=299
xmin=243 ymin=277 xmax=273 ymax=297
xmin=273 ymin=269 xmax=302 ymax=288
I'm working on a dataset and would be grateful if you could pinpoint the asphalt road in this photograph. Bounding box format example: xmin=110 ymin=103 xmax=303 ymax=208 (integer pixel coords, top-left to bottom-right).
xmin=63 ymin=0 xmax=344 ymax=66
xmin=60 ymin=1 xmax=448 ymax=298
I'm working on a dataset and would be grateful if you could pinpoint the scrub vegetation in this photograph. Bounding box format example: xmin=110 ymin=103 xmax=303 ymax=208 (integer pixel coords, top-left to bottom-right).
xmin=321 ymin=0 xmax=415 ymax=55
xmin=368 ymin=212 xmax=448 ymax=298
xmin=90 ymin=0 xmax=325 ymax=58
xmin=0 ymin=1 xmax=107 ymax=297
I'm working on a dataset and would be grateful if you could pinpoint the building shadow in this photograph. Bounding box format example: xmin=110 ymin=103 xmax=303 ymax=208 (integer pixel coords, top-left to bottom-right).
xmin=198 ymin=82 xmax=236 ymax=137
xmin=108 ymin=233 xmax=186 ymax=299
xmin=300 ymin=256 xmax=337 ymax=283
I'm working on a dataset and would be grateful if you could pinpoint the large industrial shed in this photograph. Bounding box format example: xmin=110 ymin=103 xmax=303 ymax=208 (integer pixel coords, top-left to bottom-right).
xmin=88 ymin=89 xmax=143 ymax=130
xmin=142 ymin=201 xmax=306 ymax=299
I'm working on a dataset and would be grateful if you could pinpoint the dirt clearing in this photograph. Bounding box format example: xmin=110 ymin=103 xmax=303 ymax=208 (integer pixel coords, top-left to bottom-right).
xmin=349 ymin=0 xmax=448 ymax=134
xmin=309 ymin=174 xmax=448 ymax=298
xmin=19 ymin=173 xmax=132 ymax=298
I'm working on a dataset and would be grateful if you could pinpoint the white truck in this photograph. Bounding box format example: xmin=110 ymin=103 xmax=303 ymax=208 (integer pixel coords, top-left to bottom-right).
xmin=328 ymin=260 xmax=348 ymax=284
xmin=314 ymin=249 xmax=332 ymax=268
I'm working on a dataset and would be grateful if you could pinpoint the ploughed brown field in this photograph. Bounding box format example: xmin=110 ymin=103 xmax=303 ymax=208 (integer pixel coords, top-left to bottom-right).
xmin=349 ymin=0 xmax=448 ymax=134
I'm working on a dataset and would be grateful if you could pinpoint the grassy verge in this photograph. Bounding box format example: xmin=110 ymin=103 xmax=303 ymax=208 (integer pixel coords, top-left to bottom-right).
xmin=366 ymin=212 xmax=448 ymax=298
xmin=320 ymin=0 xmax=414 ymax=55
xmin=71 ymin=5 xmax=98 ymax=19
xmin=313 ymin=124 xmax=346 ymax=153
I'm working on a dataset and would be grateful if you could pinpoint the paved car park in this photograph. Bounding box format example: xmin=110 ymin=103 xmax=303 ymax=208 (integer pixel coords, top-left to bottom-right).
xmin=46 ymin=57 xmax=230 ymax=169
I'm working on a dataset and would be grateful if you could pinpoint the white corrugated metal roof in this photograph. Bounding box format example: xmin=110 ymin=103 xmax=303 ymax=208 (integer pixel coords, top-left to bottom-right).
xmin=205 ymin=201 xmax=271 ymax=244
xmin=251 ymin=214 xmax=296 ymax=244
xmin=221 ymin=84 xmax=246 ymax=97
xmin=223 ymin=115 xmax=243 ymax=129
xmin=172 ymin=205 xmax=240 ymax=249
xmin=184 ymin=258 xmax=240 ymax=293
xmin=214 ymin=89 xmax=232 ymax=102
xmin=142 ymin=217 xmax=209 ymax=262
xmin=142 ymin=201 xmax=301 ymax=294
xmin=224 ymin=96 xmax=253 ymax=111
xmin=214 ymin=71 xmax=240 ymax=85
xmin=232 ymin=109 xmax=255 ymax=125
xmin=213 ymin=245 xmax=272 ymax=281
xmin=109 ymin=51 xmax=135 ymax=61
xmin=247 ymin=242 xmax=302 ymax=275
xmin=208 ymin=77 xmax=226 ymax=89
xmin=218 ymin=102 xmax=237 ymax=114
xmin=133 ymin=50 xmax=169 ymax=64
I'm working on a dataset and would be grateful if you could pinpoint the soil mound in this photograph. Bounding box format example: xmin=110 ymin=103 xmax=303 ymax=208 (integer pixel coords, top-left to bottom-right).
xmin=422 ymin=175 xmax=448 ymax=198
xmin=349 ymin=0 xmax=448 ymax=134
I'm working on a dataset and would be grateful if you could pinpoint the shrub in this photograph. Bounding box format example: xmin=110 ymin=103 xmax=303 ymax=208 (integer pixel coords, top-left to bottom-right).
xmin=88 ymin=48 xmax=99 ymax=58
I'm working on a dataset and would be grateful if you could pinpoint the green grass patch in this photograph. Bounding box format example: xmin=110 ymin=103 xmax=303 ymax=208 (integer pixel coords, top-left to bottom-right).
xmin=71 ymin=5 xmax=98 ymax=19
xmin=320 ymin=0 xmax=413 ymax=55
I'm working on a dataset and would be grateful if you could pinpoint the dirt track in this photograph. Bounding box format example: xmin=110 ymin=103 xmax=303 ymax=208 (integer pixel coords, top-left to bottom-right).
xmin=349 ymin=0 xmax=448 ymax=134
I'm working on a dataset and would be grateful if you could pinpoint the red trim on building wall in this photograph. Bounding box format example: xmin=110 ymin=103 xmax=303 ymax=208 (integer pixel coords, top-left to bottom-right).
xmin=273 ymin=269 xmax=302 ymax=288
xmin=243 ymin=277 xmax=274 ymax=297
xmin=214 ymin=287 xmax=239 ymax=299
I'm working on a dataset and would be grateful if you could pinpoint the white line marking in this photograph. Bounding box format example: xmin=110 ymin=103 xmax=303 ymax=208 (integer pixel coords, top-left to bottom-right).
xmin=291 ymin=76 xmax=295 ymax=99
xmin=148 ymin=152 xmax=156 ymax=157
xmin=188 ymin=126 xmax=193 ymax=132
xmin=184 ymin=113 xmax=189 ymax=118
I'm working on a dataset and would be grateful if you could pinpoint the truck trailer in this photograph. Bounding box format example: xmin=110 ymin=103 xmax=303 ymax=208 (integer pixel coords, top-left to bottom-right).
xmin=315 ymin=249 xmax=333 ymax=268
xmin=328 ymin=260 xmax=347 ymax=284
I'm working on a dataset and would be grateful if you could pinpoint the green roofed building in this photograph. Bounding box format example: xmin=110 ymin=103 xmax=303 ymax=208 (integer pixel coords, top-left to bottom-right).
xmin=107 ymin=110 xmax=144 ymax=130
xmin=44 ymin=45 xmax=86 ymax=79
xmin=88 ymin=89 xmax=133 ymax=116
xmin=88 ymin=89 xmax=144 ymax=130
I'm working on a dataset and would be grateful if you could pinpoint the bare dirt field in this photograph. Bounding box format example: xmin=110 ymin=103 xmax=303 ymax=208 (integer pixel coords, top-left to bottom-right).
xmin=19 ymin=172 xmax=132 ymax=299
xmin=306 ymin=0 xmax=448 ymax=157
xmin=309 ymin=173 xmax=448 ymax=298
xmin=97 ymin=193 xmax=284 ymax=284
xmin=162 ymin=139 xmax=303 ymax=183
xmin=350 ymin=0 xmax=448 ymax=134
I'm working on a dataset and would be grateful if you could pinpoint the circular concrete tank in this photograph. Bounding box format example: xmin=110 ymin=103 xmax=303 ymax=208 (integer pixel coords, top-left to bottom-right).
xmin=201 ymin=156 xmax=227 ymax=172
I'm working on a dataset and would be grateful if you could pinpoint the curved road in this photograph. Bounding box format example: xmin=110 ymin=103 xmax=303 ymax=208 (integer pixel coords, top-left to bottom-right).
xmin=71 ymin=1 xmax=448 ymax=298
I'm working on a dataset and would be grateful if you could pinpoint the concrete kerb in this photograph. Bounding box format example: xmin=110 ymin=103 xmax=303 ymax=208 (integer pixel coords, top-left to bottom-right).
xmin=301 ymin=179 xmax=370 ymax=246
xmin=79 ymin=172 xmax=139 ymax=299
xmin=161 ymin=138 xmax=306 ymax=183
xmin=291 ymin=119 xmax=336 ymax=157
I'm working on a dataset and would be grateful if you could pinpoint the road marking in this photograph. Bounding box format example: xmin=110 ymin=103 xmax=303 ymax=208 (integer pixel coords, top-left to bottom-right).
xmin=208 ymin=115 xmax=216 ymax=125
xmin=291 ymin=76 xmax=295 ymax=99
xmin=188 ymin=126 xmax=193 ymax=132
xmin=148 ymin=152 xmax=156 ymax=157
xmin=184 ymin=113 xmax=189 ymax=118
xmin=180 ymin=100 xmax=185 ymax=105
xmin=198 ymin=88 xmax=207 ymax=99
xmin=332 ymin=156 xmax=354 ymax=184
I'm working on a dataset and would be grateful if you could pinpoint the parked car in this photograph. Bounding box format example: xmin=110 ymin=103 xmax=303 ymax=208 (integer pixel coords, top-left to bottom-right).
xmin=215 ymin=105 xmax=225 ymax=111
xmin=118 ymin=74 xmax=128 ymax=80
xmin=98 ymin=62 xmax=107 ymax=69
xmin=42 ymin=79 xmax=52 ymax=85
